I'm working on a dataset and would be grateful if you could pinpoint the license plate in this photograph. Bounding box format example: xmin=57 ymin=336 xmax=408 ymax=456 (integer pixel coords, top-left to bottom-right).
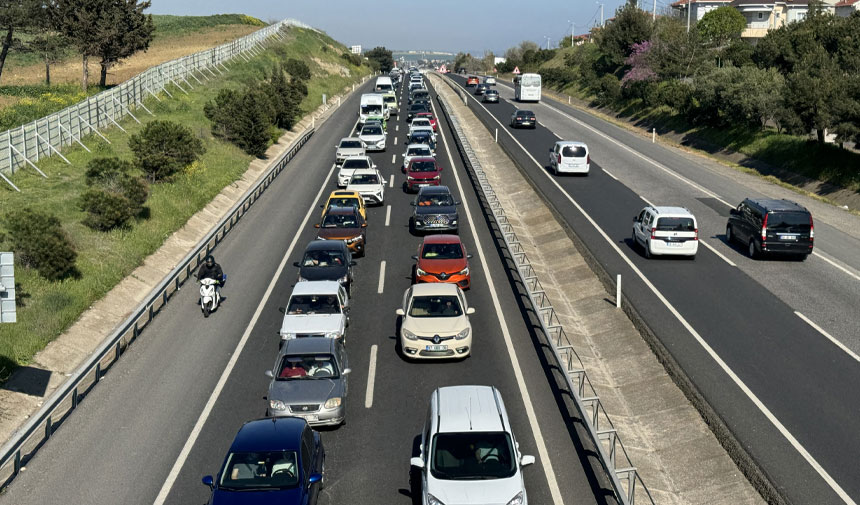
xmin=665 ymin=242 xmax=683 ymax=247
xmin=779 ymin=235 xmax=799 ymax=241
xmin=426 ymin=345 xmax=447 ymax=351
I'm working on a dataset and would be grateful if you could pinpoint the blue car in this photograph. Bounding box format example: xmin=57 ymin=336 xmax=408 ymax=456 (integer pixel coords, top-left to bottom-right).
xmin=202 ymin=417 xmax=325 ymax=504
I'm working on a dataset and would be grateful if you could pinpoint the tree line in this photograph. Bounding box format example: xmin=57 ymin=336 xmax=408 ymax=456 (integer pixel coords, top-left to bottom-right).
xmin=0 ymin=0 xmax=155 ymax=90
xmin=497 ymin=1 xmax=860 ymax=145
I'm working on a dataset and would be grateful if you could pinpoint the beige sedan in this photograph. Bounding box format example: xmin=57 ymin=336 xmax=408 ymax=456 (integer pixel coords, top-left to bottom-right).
xmin=396 ymin=283 xmax=474 ymax=360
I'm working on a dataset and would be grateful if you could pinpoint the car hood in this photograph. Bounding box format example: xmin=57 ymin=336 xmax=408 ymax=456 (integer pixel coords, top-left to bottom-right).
xmin=337 ymin=148 xmax=364 ymax=157
xmin=403 ymin=315 xmax=469 ymax=336
xmin=268 ymin=376 xmax=340 ymax=404
xmin=299 ymin=265 xmax=348 ymax=282
xmin=280 ymin=314 xmax=343 ymax=334
xmin=317 ymin=228 xmax=362 ymax=240
xmin=211 ymin=487 xmax=302 ymax=505
xmin=347 ymin=183 xmax=383 ymax=194
xmin=419 ymin=257 xmax=467 ymax=273
xmin=359 ymin=133 xmax=385 ymax=142
xmin=426 ymin=475 xmax=523 ymax=505
xmin=415 ymin=204 xmax=456 ymax=216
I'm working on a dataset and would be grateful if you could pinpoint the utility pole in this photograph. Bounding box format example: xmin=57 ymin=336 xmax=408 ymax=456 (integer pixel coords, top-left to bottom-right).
xmin=601 ymin=3 xmax=605 ymax=27
xmin=653 ymin=0 xmax=657 ymax=20
xmin=686 ymin=0 xmax=691 ymax=32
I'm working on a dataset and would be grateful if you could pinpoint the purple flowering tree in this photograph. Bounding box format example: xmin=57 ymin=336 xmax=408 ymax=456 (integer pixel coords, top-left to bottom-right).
xmin=621 ymin=41 xmax=656 ymax=86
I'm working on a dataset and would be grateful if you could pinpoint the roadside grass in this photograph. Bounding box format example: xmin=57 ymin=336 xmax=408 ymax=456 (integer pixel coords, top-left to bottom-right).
xmin=0 ymin=26 xmax=371 ymax=376
xmin=150 ymin=14 xmax=265 ymax=38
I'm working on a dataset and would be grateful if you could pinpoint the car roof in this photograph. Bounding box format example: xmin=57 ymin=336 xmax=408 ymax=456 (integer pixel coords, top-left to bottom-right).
xmin=290 ymin=280 xmax=341 ymax=295
xmin=649 ymin=206 xmax=695 ymax=217
xmin=409 ymin=156 xmax=437 ymax=164
xmin=343 ymin=155 xmax=372 ymax=162
xmin=282 ymin=336 xmax=336 ymax=355
xmin=411 ymin=282 xmax=460 ymax=296
xmin=555 ymin=141 xmax=587 ymax=147
xmin=417 ymin=185 xmax=450 ymax=195
xmin=515 ymin=109 xmax=534 ymax=114
xmin=435 ymin=386 xmax=505 ymax=433
xmin=328 ymin=190 xmax=361 ymax=198
xmin=423 ymin=233 xmax=462 ymax=245
xmin=747 ymin=198 xmax=808 ymax=213
xmin=231 ymin=417 xmax=305 ymax=452
xmin=406 ymin=143 xmax=432 ymax=150
xmin=304 ymin=240 xmax=348 ymax=253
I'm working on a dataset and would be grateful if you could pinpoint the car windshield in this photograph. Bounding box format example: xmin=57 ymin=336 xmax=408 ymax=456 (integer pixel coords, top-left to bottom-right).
xmin=417 ymin=193 xmax=454 ymax=206
xmin=486 ymin=90 xmax=498 ymax=95
xmin=218 ymin=451 xmax=300 ymax=490
xmin=361 ymin=104 xmax=382 ymax=114
xmin=339 ymin=140 xmax=362 ymax=149
xmin=656 ymin=217 xmax=695 ymax=231
xmin=768 ymin=212 xmax=811 ymax=230
xmin=322 ymin=213 xmax=358 ymax=228
xmin=517 ymin=110 xmax=534 ymax=117
xmin=276 ymin=354 xmax=338 ymax=380
xmin=410 ymin=161 xmax=437 ymax=172
xmin=418 ymin=114 xmax=434 ymax=120
xmin=410 ymin=105 xmax=428 ymax=112
xmin=421 ymin=243 xmax=463 ymax=259
xmin=362 ymin=126 xmax=383 ymax=136
xmin=342 ymin=158 xmax=370 ymax=169
xmin=408 ymin=295 xmax=462 ymax=317
xmin=383 ymin=96 xmax=396 ymax=104
xmin=562 ymin=146 xmax=587 ymax=157
xmin=412 ymin=120 xmax=431 ymax=127
xmin=349 ymin=174 xmax=379 ymax=185
xmin=431 ymin=432 xmax=516 ymax=480
xmin=301 ymin=250 xmax=346 ymax=267
xmin=286 ymin=294 xmax=341 ymax=315
xmin=328 ymin=197 xmax=360 ymax=210
xmin=408 ymin=147 xmax=432 ymax=157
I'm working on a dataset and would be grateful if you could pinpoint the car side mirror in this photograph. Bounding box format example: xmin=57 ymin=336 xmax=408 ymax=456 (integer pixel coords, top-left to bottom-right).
xmin=410 ymin=201 xmax=416 ymax=206
xmin=410 ymin=457 xmax=425 ymax=469
xmin=350 ymin=260 xmax=357 ymax=266
xmin=293 ymin=261 xmax=300 ymax=267
xmin=411 ymin=255 xmax=419 ymax=260
xmin=521 ymin=455 xmax=536 ymax=467
xmin=633 ymin=216 xmax=638 ymax=222
xmin=361 ymin=223 xmax=367 ymax=228
xmin=308 ymin=473 xmax=322 ymax=484
xmin=396 ymin=308 xmax=405 ymax=316
xmin=278 ymin=306 xmax=286 ymax=314
xmin=202 ymin=475 xmax=214 ymax=489
xmin=265 ymin=370 xmax=274 ymax=378
xmin=314 ymin=224 xmax=320 ymax=228
xmin=466 ymin=254 xmax=473 ymax=259
xmin=342 ymin=368 xmax=352 ymax=375
xmin=455 ymin=200 xmax=461 ymax=205
xmin=730 ymin=208 xmax=739 ymax=215
xmin=466 ymin=307 xmax=476 ymax=315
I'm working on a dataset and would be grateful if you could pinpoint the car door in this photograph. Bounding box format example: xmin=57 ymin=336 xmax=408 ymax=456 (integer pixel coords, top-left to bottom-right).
xmin=738 ymin=202 xmax=755 ymax=242
xmin=337 ymin=340 xmax=349 ymax=398
xmin=301 ymin=428 xmax=317 ymax=503
xmin=550 ymin=143 xmax=558 ymax=168
xmin=634 ymin=209 xmax=648 ymax=244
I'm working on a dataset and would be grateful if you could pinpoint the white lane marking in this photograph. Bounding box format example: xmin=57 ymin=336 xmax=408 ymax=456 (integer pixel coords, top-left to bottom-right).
xmin=796 ymin=312 xmax=860 ymax=363
xmin=153 ymin=155 xmax=339 ymax=505
xmin=365 ymin=344 xmax=378 ymax=408
xmin=395 ymin=124 xmax=399 ymax=132
xmin=699 ymin=240 xmax=737 ymax=267
xmin=394 ymin=136 xmax=398 ymax=145
xmin=385 ymin=205 xmax=391 ymax=226
xmin=391 ymin=154 xmax=396 ymax=164
xmin=389 ymin=174 xmax=394 ymax=188
xmin=430 ymin=96 xmax=565 ymax=505
xmin=448 ymin=76 xmax=857 ymax=505
xmin=377 ymin=260 xmax=386 ymax=294
xmin=639 ymin=195 xmax=655 ymax=207
xmin=602 ymin=168 xmax=619 ymax=181
xmin=811 ymin=250 xmax=860 ymax=282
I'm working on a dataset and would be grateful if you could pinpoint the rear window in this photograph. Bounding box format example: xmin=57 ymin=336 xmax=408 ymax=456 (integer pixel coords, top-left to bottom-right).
xmin=768 ymin=212 xmax=810 ymax=230
xmin=340 ymin=140 xmax=362 ymax=148
xmin=656 ymin=217 xmax=695 ymax=231
xmin=561 ymin=146 xmax=586 ymax=158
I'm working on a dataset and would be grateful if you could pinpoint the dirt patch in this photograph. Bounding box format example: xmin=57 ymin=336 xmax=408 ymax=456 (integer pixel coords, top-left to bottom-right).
xmin=312 ymin=57 xmax=349 ymax=77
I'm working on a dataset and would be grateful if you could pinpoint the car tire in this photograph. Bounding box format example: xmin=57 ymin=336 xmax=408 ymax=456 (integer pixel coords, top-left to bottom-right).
xmin=725 ymin=225 xmax=734 ymax=244
xmin=632 ymin=230 xmax=638 ymax=248
xmin=644 ymin=241 xmax=652 ymax=259
xmin=748 ymin=240 xmax=758 ymax=259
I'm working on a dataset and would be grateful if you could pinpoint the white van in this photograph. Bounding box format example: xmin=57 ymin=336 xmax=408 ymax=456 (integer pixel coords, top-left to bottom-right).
xmin=632 ymin=206 xmax=699 ymax=259
xmin=359 ymin=93 xmax=385 ymax=126
xmin=549 ymin=141 xmax=590 ymax=175
xmin=375 ymin=76 xmax=393 ymax=93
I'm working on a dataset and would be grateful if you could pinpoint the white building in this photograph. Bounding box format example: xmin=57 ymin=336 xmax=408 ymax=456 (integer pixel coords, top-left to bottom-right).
xmin=350 ymin=45 xmax=362 ymax=55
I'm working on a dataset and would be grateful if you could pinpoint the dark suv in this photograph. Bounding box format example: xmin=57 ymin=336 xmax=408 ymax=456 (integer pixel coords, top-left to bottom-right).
xmin=410 ymin=185 xmax=460 ymax=234
xmin=726 ymin=198 xmax=813 ymax=260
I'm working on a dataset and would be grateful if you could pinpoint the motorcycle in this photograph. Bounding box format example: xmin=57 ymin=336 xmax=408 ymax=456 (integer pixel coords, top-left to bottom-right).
xmin=199 ymin=275 xmax=225 ymax=317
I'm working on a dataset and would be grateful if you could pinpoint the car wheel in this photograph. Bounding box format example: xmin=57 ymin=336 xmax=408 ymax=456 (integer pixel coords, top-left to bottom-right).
xmin=631 ymin=230 xmax=638 ymax=248
xmin=644 ymin=241 xmax=652 ymax=259
xmin=748 ymin=240 xmax=758 ymax=259
xmin=725 ymin=225 xmax=733 ymax=244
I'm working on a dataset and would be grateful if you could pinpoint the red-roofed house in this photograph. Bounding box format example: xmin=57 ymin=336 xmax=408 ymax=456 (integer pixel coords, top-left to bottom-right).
xmin=836 ymin=0 xmax=859 ymax=16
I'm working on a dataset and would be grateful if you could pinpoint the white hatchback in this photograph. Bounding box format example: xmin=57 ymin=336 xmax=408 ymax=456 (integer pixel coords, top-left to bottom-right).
xmin=548 ymin=141 xmax=590 ymax=175
xmin=396 ymin=283 xmax=473 ymax=359
xmin=346 ymin=168 xmax=385 ymax=206
xmin=632 ymin=206 xmax=699 ymax=258
xmin=411 ymin=386 xmax=535 ymax=505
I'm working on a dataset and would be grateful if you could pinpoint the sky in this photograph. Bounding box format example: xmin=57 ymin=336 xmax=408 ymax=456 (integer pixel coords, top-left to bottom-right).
xmin=147 ymin=0 xmax=640 ymax=55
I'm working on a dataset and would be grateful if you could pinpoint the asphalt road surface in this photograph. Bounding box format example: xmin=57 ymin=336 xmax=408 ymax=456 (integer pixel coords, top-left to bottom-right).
xmin=0 ymin=78 xmax=618 ymax=505
xmin=447 ymin=73 xmax=860 ymax=505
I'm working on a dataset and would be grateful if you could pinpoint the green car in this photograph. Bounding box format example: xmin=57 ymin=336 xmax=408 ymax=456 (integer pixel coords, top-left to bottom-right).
xmin=382 ymin=91 xmax=398 ymax=117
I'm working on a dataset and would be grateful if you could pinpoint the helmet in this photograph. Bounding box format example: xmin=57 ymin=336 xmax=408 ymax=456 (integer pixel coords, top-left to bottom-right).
xmin=205 ymin=255 xmax=215 ymax=266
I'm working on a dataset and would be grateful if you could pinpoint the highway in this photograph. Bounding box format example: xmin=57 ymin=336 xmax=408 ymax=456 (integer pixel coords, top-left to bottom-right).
xmin=445 ymin=73 xmax=860 ymax=505
xmin=0 ymin=78 xmax=618 ymax=504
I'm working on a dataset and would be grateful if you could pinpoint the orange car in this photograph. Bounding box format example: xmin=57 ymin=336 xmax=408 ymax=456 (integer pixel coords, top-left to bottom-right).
xmin=466 ymin=76 xmax=480 ymax=87
xmin=412 ymin=234 xmax=472 ymax=289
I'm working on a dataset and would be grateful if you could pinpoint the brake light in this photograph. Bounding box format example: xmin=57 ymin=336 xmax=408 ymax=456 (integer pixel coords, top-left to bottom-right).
xmin=809 ymin=215 xmax=814 ymax=240
xmin=761 ymin=213 xmax=768 ymax=242
xmin=530 ymin=117 xmax=536 ymax=120
xmin=694 ymin=228 xmax=698 ymax=241
xmin=557 ymin=154 xmax=562 ymax=164
xmin=650 ymin=227 xmax=656 ymax=240
xmin=587 ymin=155 xmax=590 ymax=164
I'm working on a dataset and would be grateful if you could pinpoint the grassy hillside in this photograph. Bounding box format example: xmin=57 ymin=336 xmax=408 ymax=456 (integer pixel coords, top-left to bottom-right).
xmin=151 ymin=14 xmax=265 ymax=37
xmin=0 ymin=26 xmax=372 ymax=380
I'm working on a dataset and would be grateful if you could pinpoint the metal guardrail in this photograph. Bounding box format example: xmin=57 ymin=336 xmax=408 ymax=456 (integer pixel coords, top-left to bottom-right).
xmin=0 ymin=122 xmax=316 ymax=489
xmin=0 ymin=17 xmax=315 ymax=187
xmin=435 ymin=82 xmax=656 ymax=505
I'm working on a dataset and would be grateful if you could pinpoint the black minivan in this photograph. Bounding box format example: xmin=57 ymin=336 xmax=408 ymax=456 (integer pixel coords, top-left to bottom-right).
xmin=726 ymin=198 xmax=813 ymax=260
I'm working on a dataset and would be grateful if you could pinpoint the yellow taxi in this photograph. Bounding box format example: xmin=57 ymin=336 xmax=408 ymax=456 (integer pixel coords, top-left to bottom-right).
xmin=321 ymin=190 xmax=367 ymax=221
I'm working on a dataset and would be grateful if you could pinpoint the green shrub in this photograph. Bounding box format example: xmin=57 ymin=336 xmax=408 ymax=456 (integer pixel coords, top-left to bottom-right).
xmin=595 ymin=74 xmax=621 ymax=106
xmin=85 ymin=156 xmax=135 ymax=185
xmin=340 ymin=52 xmax=362 ymax=66
xmin=80 ymin=157 xmax=149 ymax=231
xmin=285 ymin=58 xmax=311 ymax=81
xmin=4 ymin=208 xmax=77 ymax=281
xmin=129 ymin=120 xmax=205 ymax=182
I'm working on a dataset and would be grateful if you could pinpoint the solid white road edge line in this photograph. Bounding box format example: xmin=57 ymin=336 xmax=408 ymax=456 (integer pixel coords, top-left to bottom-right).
xmin=365 ymin=344 xmax=378 ymax=408
xmin=453 ymin=77 xmax=857 ymax=505
xmin=377 ymin=260 xmax=386 ymax=294
xmin=152 ymin=158 xmax=340 ymax=505
xmin=430 ymin=96 xmax=565 ymax=505
xmin=385 ymin=205 xmax=392 ymax=227
xmin=795 ymin=311 xmax=860 ymax=363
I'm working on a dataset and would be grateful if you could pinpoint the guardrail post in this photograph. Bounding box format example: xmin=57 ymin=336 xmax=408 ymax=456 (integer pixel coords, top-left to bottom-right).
xmin=652 ymin=128 xmax=656 ymax=143
xmin=495 ymin=128 xmax=498 ymax=143
xmin=616 ymin=274 xmax=621 ymax=309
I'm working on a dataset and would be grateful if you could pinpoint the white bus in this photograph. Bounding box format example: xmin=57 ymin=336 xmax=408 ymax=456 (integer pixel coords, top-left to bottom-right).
xmin=375 ymin=76 xmax=393 ymax=93
xmin=514 ymin=73 xmax=541 ymax=102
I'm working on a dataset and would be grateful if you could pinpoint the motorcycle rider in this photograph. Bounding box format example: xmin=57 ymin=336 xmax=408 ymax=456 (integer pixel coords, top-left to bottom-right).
xmin=197 ymin=255 xmax=225 ymax=300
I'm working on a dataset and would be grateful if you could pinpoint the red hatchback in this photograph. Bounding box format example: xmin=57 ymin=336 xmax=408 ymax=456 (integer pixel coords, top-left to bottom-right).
xmin=412 ymin=234 xmax=472 ymax=289
xmin=405 ymin=157 xmax=442 ymax=192
xmin=416 ymin=112 xmax=437 ymax=132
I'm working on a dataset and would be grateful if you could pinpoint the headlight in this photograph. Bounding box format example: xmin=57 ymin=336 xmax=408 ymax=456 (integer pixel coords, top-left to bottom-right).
xmin=297 ymin=275 xmax=307 ymax=282
xmin=281 ymin=332 xmax=296 ymax=340
xmin=458 ymin=267 xmax=469 ymax=276
xmin=346 ymin=235 xmax=362 ymax=244
xmin=506 ymin=492 xmax=524 ymax=505
xmin=416 ymin=267 xmax=427 ymax=276
xmin=402 ymin=328 xmax=418 ymax=340
xmin=428 ymin=494 xmax=445 ymax=505
xmin=455 ymin=327 xmax=470 ymax=340
xmin=407 ymin=176 xmax=416 ymax=181
xmin=269 ymin=399 xmax=286 ymax=411
xmin=324 ymin=397 xmax=342 ymax=409
xmin=316 ymin=235 xmax=325 ymax=241
xmin=325 ymin=331 xmax=341 ymax=339
xmin=432 ymin=175 xmax=440 ymax=180
xmin=338 ymin=274 xmax=349 ymax=284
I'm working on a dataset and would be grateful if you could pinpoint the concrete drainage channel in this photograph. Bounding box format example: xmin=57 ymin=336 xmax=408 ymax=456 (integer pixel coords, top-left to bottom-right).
xmin=431 ymin=73 xmax=764 ymax=505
